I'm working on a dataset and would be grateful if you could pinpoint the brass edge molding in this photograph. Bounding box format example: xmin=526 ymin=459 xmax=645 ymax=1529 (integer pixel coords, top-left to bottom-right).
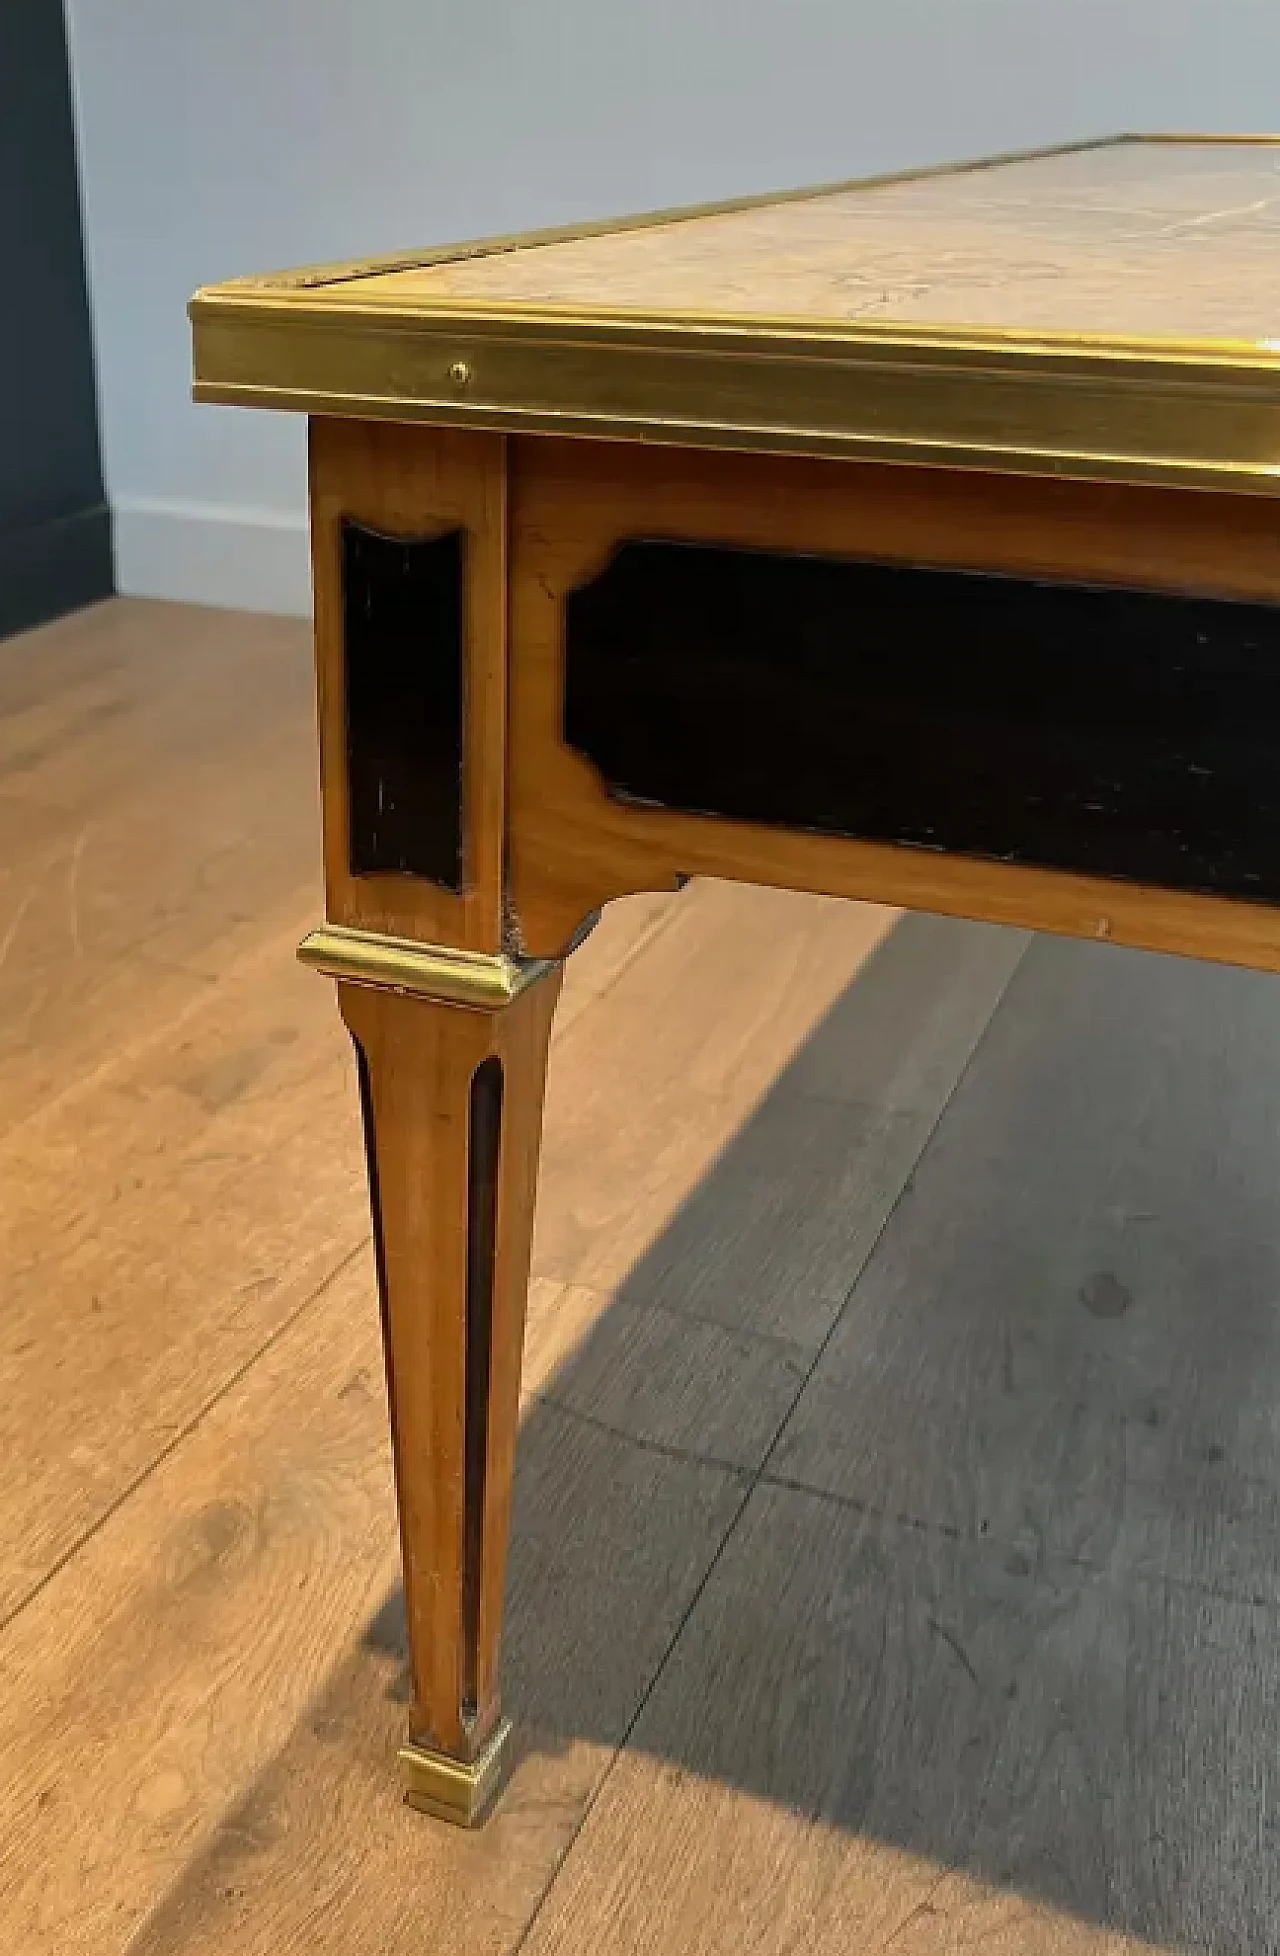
xmin=195 ymin=310 xmax=1280 ymax=499
xmin=191 ymin=133 xmax=1131 ymax=299
xmin=1137 ymin=130 xmax=1280 ymax=144
xmin=399 ymin=1721 xmax=512 ymax=1827
xmin=298 ymin=924 xmax=555 ymax=1008
xmin=190 ymin=284 xmax=1280 ymax=365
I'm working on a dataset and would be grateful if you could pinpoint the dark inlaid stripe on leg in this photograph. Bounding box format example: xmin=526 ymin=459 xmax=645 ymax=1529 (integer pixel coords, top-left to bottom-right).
xmin=462 ymin=1054 xmax=504 ymax=1729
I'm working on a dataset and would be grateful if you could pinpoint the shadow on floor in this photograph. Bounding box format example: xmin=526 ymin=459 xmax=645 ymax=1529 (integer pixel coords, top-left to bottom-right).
xmin=150 ymin=914 xmax=1280 ymax=1952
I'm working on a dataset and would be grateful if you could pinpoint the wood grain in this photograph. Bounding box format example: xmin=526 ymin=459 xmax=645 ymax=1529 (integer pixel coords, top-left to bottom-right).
xmin=361 ymin=140 xmax=1280 ymax=344
xmin=591 ymin=919 xmax=1033 ymax=1361
xmin=523 ymin=906 xmax=1023 ymax=1461
xmin=531 ymin=1287 xmax=810 ymax=1472
xmin=508 ymin=437 xmax=1280 ymax=972
xmin=774 ymin=931 xmax=1280 ymax=1603
xmin=0 ymin=600 xmax=373 ymax=1618
xmin=533 ymin=902 xmax=1024 ymax=1353
xmin=780 ymin=911 xmax=1035 ymax=1114
xmin=520 ymin=1482 xmax=1277 ymax=1956
xmin=11 ymin=590 xmax=1280 ymax=1956
xmin=0 ymin=1257 xmax=400 ymax=1956
xmin=533 ymin=879 xmax=904 ymax=1299
xmin=0 ymin=599 xmax=888 ymax=1687
xmin=0 ymin=923 xmax=367 ymax=1617
xmin=0 ymin=1256 xmax=742 ymax=1956
xmin=0 ymin=603 xmax=755 ymax=1947
xmin=339 ymin=968 xmax=562 ymax=1759
xmin=0 ymin=598 xmax=321 ymax=1133
xmin=114 ymin=1405 xmax=744 ymax=1956
xmin=550 ymin=890 xmax=679 ymax=1042
xmin=309 ymin=419 xmax=508 ymax=950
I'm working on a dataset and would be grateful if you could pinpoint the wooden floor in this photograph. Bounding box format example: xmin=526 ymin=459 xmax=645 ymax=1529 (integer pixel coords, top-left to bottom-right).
xmin=1 ymin=598 xmax=1275 ymax=1955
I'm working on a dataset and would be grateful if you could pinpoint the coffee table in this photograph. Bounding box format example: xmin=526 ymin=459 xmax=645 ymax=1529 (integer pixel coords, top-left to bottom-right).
xmin=191 ymin=133 xmax=1280 ymax=1824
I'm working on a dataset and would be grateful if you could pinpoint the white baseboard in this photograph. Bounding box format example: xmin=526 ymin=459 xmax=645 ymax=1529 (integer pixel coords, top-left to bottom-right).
xmin=112 ymin=497 xmax=313 ymax=617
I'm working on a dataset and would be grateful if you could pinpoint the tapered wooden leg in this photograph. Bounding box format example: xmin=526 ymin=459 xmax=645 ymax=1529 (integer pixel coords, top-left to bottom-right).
xmin=336 ymin=961 xmax=562 ymax=1824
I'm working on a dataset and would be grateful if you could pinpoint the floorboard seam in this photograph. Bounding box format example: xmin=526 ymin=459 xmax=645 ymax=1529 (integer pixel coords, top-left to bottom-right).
xmin=762 ymin=1467 xmax=1280 ymax=1616
xmin=551 ymin=889 xmax=689 ymax=1046
xmin=753 ymin=931 xmax=1032 ymax=1492
xmin=761 ymin=1469 xmax=968 ymax=1538
xmin=507 ymin=1470 xmax=761 ymax=1956
xmin=0 ymin=903 xmax=321 ymax=1153
xmin=524 ymin=1391 xmax=756 ymax=1481
xmin=532 ymin=1284 xmax=814 ymax=1361
xmin=508 ymin=931 xmax=1034 ymax=1951
xmin=0 ymin=1237 xmax=369 ymax=1641
xmin=626 ymin=1292 xmax=813 ymax=1357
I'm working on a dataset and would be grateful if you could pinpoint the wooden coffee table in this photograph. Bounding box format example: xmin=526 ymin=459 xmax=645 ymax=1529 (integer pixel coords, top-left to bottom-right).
xmin=191 ymin=134 xmax=1280 ymax=1824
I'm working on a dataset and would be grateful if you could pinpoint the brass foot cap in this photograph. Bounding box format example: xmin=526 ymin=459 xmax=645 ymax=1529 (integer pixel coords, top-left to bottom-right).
xmin=398 ymin=1719 xmax=512 ymax=1827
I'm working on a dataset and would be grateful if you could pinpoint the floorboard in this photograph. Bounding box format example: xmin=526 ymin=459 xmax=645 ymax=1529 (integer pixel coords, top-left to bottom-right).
xmin=6 ymin=595 xmax=1271 ymax=1955
xmin=521 ymin=1483 xmax=1273 ymax=1956
xmin=774 ymin=934 xmax=1280 ymax=1604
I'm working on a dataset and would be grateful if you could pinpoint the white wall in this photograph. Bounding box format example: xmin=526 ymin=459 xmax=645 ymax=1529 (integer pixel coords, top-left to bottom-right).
xmin=63 ymin=0 xmax=1280 ymax=616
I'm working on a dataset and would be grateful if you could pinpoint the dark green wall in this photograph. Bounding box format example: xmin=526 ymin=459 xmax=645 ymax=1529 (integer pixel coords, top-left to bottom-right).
xmin=0 ymin=0 xmax=112 ymax=640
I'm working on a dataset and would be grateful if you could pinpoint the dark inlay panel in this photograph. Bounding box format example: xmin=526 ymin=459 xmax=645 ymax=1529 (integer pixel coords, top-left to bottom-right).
xmin=343 ymin=520 xmax=465 ymax=885
xmin=461 ymin=1054 xmax=504 ymax=1726
xmin=564 ymin=540 xmax=1280 ymax=902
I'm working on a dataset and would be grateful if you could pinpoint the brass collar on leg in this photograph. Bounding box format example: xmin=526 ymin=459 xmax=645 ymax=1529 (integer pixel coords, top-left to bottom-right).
xmin=298 ymin=924 xmax=555 ymax=1009
xmin=398 ymin=1720 xmax=512 ymax=1827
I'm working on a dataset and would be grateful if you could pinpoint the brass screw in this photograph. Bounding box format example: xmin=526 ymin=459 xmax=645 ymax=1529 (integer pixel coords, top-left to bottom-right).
xmin=448 ymin=360 xmax=472 ymax=387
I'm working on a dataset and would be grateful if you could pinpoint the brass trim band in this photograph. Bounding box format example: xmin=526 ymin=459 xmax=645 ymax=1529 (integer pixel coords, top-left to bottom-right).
xmin=398 ymin=1720 xmax=512 ymax=1827
xmin=298 ymin=924 xmax=556 ymax=1009
xmin=193 ymin=304 xmax=1280 ymax=500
